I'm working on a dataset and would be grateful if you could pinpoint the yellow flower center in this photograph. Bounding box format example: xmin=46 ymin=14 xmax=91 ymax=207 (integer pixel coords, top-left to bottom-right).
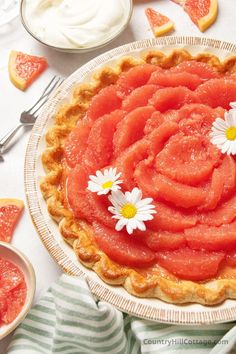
xmin=121 ymin=204 xmax=137 ymax=219
xmin=102 ymin=181 xmax=113 ymax=189
xmin=226 ymin=127 xmax=236 ymax=141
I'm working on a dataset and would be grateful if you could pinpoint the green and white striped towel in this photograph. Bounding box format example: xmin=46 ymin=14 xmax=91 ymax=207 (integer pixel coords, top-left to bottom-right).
xmin=7 ymin=274 xmax=236 ymax=354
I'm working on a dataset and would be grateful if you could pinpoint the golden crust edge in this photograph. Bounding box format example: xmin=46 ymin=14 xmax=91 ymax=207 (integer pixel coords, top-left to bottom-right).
xmin=40 ymin=49 xmax=236 ymax=305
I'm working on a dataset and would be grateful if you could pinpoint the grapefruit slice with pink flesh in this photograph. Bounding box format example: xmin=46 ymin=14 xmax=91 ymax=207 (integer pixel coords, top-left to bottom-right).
xmin=147 ymin=202 xmax=197 ymax=232
xmin=67 ymin=164 xmax=92 ymax=221
xmin=8 ymin=51 xmax=48 ymax=91
xmin=196 ymin=79 xmax=236 ymax=109
xmin=0 ymin=199 xmax=24 ymax=243
xmin=113 ymin=106 xmax=155 ymax=157
xmin=155 ymin=248 xmax=224 ymax=281
xmin=198 ymin=194 xmax=236 ymax=227
xmin=117 ymin=64 xmax=161 ymax=94
xmin=145 ymin=8 xmax=174 ymax=37
xmin=171 ymin=0 xmax=218 ymax=32
xmin=134 ymin=163 xmax=207 ymax=208
xmin=148 ymin=71 xmax=202 ymax=90
xmin=185 ymin=222 xmax=236 ymax=251
xmin=64 ymin=121 xmax=91 ymax=168
xmin=143 ymin=231 xmax=186 ymax=251
xmin=114 ymin=139 xmax=148 ymax=190
xmin=122 ymin=84 xmax=158 ymax=112
xmin=155 ymin=134 xmax=220 ymax=186
xmin=84 ymin=110 xmax=126 ymax=169
xmin=149 ymin=86 xmax=198 ymax=112
xmin=170 ymin=60 xmax=220 ymax=79
xmin=93 ymin=223 xmax=156 ymax=267
xmin=86 ymin=85 xmax=123 ymax=122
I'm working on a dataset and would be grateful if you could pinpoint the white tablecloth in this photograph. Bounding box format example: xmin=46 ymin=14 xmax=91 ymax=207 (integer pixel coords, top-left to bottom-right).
xmin=0 ymin=0 xmax=236 ymax=352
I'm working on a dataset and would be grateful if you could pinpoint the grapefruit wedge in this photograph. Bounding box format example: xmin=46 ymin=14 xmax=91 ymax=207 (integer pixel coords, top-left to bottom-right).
xmin=145 ymin=8 xmax=174 ymax=37
xmin=0 ymin=199 xmax=24 ymax=243
xmin=171 ymin=0 xmax=218 ymax=32
xmin=8 ymin=51 xmax=48 ymax=91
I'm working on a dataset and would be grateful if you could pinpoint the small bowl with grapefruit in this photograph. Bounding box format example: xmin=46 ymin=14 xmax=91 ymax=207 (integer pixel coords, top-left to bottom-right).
xmin=0 ymin=242 xmax=36 ymax=340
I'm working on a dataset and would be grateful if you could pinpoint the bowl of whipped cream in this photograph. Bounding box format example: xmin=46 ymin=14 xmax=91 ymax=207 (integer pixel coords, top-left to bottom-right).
xmin=20 ymin=0 xmax=133 ymax=52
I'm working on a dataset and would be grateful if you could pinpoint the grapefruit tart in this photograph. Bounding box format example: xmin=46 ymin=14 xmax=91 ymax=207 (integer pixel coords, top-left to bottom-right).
xmin=41 ymin=49 xmax=236 ymax=304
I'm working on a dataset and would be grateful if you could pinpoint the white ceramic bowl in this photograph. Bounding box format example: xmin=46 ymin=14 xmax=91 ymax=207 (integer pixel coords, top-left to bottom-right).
xmin=20 ymin=0 xmax=133 ymax=53
xmin=0 ymin=242 xmax=36 ymax=340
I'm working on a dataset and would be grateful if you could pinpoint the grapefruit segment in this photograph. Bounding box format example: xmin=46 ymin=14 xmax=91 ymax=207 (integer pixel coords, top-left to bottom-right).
xmin=143 ymin=231 xmax=186 ymax=251
xmin=122 ymin=85 xmax=158 ymax=112
xmin=8 ymin=51 xmax=48 ymax=90
xmin=155 ymin=248 xmax=224 ymax=281
xmin=148 ymin=121 xmax=179 ymax=156
xmin=185 ymin=222 xmax=236 ymax=251
xmin=199 ymin=194 xmax=236 ymax=226
xmin=170 ymin=60 xmax=220 ymax=79
xmin=114 ymin=139 xmax=148 ymax=190
xmin=219 ymin=156 xmax=236 ymax=200
xmin=93 ymin=223 xmax=155 ymax=267
xmin=113 ymin=106 xmax=155 ymax=157
xmin=84 ymin=110 xmax=126 ymax=169
xmin=64 ymin=121 xmax=91 ymax=168
xmin=149 ymin=86 xmax=198 ymax=112
xmin=135 ymin=163 xmax=207 ymax=208
xmin=155 ymin=134 xmax=220 ymax=185
xmin=145 ymin=8 xmax=174 ymax=37
xmin=148 ymin=71 xmax=202 ymax=90
xmin=200 ymin=168 xmax=224 ymax=211
xmin=0 ymin=199 xmax=24 ymax=243
xmin=178 ymin=104 xmax=225 ymax=136
xmin=196 ymin=79 xmax=236 ymax=109
xmin=86 ymin=85 xmax=123 ymax=122
xmin=117 ymin=64 xmax=161 ymax=94
xmin=147 ymin=202 xmax=197 ymax=232
xmin=67 ymin=164 xmax=92 ymax=221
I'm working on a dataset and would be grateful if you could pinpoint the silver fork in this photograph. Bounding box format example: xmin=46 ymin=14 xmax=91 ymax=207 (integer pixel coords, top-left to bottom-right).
xmin=0 ymin=76 xmax=63 ymax=155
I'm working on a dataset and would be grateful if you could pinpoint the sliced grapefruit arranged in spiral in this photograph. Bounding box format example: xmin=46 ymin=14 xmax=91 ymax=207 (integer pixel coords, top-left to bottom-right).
xmin=0 ymin=199 xmax=24 ymax=243
xmin=8 ymin=51 xmax=48 ymax=91
xmin=171 ymin=0 xmax=218 ymax=32
xmin=145 ymin=8 xmax=174 ymax=37
xmin=64 ymin=58 xmax=236 ymax=282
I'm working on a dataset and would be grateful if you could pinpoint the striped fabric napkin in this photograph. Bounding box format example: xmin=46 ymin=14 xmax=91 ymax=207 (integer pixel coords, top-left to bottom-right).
xmin=7 ymin=274 xmax=236 ymax=354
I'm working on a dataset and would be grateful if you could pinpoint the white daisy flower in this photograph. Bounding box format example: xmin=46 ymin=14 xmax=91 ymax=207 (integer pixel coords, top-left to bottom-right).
xmin=87 ymin=167 xmax=122 ymax=195
xmin=108 ymin=187 xmax=156 ymax=235
xmin=210 ymin=106 xmax=236 ymax=155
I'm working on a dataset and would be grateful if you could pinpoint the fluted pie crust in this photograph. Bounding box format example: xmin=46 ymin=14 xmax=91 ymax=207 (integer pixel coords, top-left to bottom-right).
xmin=41 ymin=49 xmax=236 ymax=305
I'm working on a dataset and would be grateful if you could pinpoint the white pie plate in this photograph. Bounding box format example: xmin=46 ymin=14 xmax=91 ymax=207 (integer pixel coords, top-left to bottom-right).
xmin=25 ymin=36 xmax=236 ymax=325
